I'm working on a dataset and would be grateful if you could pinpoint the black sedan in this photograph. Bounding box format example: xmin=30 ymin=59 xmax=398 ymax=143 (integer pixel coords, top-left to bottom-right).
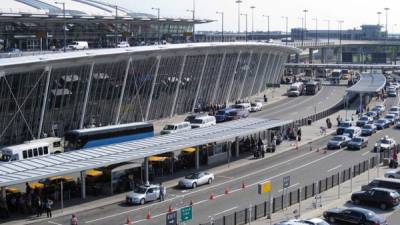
xmin=323 ymin=207 xmax=387 ymax=225
xmin=351 ymin=188 xmax=400 ymax=210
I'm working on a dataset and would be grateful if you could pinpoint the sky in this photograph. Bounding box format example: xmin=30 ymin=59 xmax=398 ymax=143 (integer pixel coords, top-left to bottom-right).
xmin=107 ymin=0 xmax=400 ymax=33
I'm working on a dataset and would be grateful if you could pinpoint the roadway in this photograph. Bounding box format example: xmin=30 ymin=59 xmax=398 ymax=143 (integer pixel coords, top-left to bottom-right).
xmin=33 ymin=95 xmax=399 ymax=225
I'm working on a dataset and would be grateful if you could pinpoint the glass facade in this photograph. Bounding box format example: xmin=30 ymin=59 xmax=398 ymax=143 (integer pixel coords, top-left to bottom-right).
xmin=0 ymin=44 xmax=296 ymax=146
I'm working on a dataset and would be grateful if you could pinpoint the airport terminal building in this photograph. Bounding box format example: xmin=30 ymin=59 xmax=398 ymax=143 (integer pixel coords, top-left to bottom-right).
xmin=0 ymin=0 xmax=210 ymax=51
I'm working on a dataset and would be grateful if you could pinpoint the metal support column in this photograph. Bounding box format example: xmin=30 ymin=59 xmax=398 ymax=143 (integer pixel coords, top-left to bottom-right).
xmin=249 ymin=53 xmax=264 ymax=97
xmin=227 ymin=141 xmax=231 ymax=167
xmin=238 ymin=51 xmax=254 ymax=99
xmin=235 ymin=136 xmax=240 ymax=157
xmin=80 ymin=171 xmax=86 ymax=199
xmin=79 ymin=62 xmax=95 ymax=129
xmin=170 ymin=55 xmax=187 ymax=117
xmin=359 ymin=93 xmax=363 ymax=113
xmin=115 ymin=57 xmax=132 ymax=124
xmin=195 ymin=146 xmax=200 ymax=169
xmin=37 ymin=66 xmax=52 ymax=139
xmin=226 ymin=51 xmax=242 ymax=103
xmin=308 ymin=48 xmax=313 ymax=63
xmin=192 ymin=54 xmax=208 ymax=112
xmin=145 ymin=56 xmax=162 ymax=121
xmin=257 ymin=54 xmax=274 ymax=94
xmin=211 ymin=52 xmax=227 ymax=103
xmin=144 ymin=157 xmax=149 ymax=185
xmin=321 ymin=48 xmax=326 ymax=64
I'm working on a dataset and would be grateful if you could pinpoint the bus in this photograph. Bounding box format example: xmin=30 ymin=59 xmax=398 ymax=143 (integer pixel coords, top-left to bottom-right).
xmin=305 ymin=80 xmax=322 ymax=95
xmin=64 ymin=122 xmax=154 ymax=151
xmin=330 ymin=69 xmax=342 ymax=84
xmin=0 ymin=137 xmax=63 ymax=162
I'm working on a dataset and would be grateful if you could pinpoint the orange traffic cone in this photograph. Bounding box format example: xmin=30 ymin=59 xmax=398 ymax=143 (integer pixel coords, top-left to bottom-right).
xmin=126 ymin=216 xmax=132 ymax=225
xmin=209 ymin=193 xmax=215 ymax=200
xmin=146 ymin=210 xmax=152 ymax=220
xmin=168 ymin=205 xmax=173 ymax=213
xmin=224 ymin=187 xmax=229 ymax=195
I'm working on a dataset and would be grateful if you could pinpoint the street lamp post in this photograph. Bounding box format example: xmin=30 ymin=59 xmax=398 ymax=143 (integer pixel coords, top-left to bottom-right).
xmin=338 ymin=20 xmax=344 ymax=63
xmin=152 ymin=7 xmax=161 ymax=44
xmin=282 ymin=16 xmax=289 ymax=46
xmin=216 ymin=11 xmax=224 ymax=42
xmin=236 ymin=0 xmax=243 ymax=35
xmin=313 ymin=18 xmax=318 ymax=45
xmin=241 ymin=13 xmax=248 ymax=42
xmin=324 ymin=19 xmax=330 ymax=45
xmin=262 ymin=15 xmax=270 ymax=41
xmin=377 ymin=11 xmax=382 ymax=26
xmin=55 ymin=1 xmax=66 ymax=52
xmin=302 ymin=9 xmax=308 ymax=46
xmin=250 ymin=6 xmax=255 ymax=41
xmin=187 ymin=0 xmax=196 ymax=42
xmin=384 ymin=7 xmax=390 ymax=40
xmin=115 ymin=4 xmax=118 ymax=47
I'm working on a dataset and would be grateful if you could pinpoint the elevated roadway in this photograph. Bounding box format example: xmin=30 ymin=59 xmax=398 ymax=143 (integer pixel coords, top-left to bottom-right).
xmin=285 ymin=63 xmax=400 ymax=70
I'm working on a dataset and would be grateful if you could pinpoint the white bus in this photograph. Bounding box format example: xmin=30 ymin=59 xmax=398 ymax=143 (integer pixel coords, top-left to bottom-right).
xmin=0 ymin=137 xmax=63 ymax=162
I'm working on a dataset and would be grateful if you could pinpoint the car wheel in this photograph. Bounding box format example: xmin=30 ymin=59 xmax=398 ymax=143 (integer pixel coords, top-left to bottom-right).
xmin=354 ymin=198 xmax=361 ymax=205
xmin=380 ymin=203 xmax=387 ymax=210
xmin=329 ymin=217 xmax=335 ymax=223
xmin=208 ymin=178 xmax=213 ymax=184
xmin=140 ymin=198 xmax=145 ymax=205
xmin=192 ymin=182 xmax=197 ymax=188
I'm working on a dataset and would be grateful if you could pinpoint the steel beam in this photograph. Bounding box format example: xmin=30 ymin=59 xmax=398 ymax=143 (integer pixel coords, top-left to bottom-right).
xmin=211 ymin=52 xmax=227 ymax=103
xmin=238 ymin=51 xmax=254 ymax=99
xmin=79 ymin=62 xmax=95 ymax=129
xmin=115 ymin=57 xmax=132 ymax=124
xmin=226 ymin=51 xmax=242 ymax=103
xmin=37 ymin=66 xmax=52 ymax=139
xmin=145 ymin=56 xmax=161 ymax=121
xmin=192 ymin=54 xmax=209 ymax=112
xmin=170 ymin=55 xmax=187 ymax=117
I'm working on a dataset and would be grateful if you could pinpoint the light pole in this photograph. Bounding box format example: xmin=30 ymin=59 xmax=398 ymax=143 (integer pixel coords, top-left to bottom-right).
xmin=236 ymin=0 xmax=243 ymax=35
xmin=282 ymin=16 xmax=289 ymax=46
xmin=262 ymin=15 xmax=270 ymax=41
xmin=187 ymin=0 xmax=196 ymax=42
xmin=338 ymin=20 xmax=344 ymax=63
xmin=115 ymin=3 xmax=118 ymax=46
xmin=313 ymin=18 xmax=318 ymax=45
xmin=250 ymin=6 xmax=255 ymax=41
xmin=216 ymin=11 xmax=224 ymax=42
xmin=302 ymin=9 xmax=308 ymax=45
xmin=324 ymin=19 xmax=330 ymax=45
xmin=377 ymin=11 xmax=382 ymax=26
xmin=152 ymin=7 xmax=161 ymax=44
xmin=241 ymin=13 xmax=248 ymax=42
xmin=384 ymin=7 xmax=390 ymax=40
xmin=55 ymin=1 xmax=66 ymax=52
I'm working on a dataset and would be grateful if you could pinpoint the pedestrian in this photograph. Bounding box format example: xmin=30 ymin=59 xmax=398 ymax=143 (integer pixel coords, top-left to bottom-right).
xmin=70 ymin=214 xmax=78 ymax=225
xmin=159 ymin=183 xmax=165 ymax=202
xmin=45 ymin=198 xmax=53 ymax=218
xmin=25 ymin=182 xmax=31 ymax=195
xmin=0 ymin=197 xmax=9 ymax=219
xmin=35 ymin=196 xmax=42 ymax=217
xmin=297 ymin=128 xmax=302 ymax=142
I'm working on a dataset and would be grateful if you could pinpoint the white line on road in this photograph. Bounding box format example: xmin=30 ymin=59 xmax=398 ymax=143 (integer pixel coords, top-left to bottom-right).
xmin=362 ymin=151 xmax=370 ymax=156
xmin=216 ymin=175 xmax=234 ymax=179
xmin=214 ymin=207 xmax=238 ymax=217
xmin=278 ymin=183 xmax=300 ymax=192
xmin=327 ymin=164 xmax=343 ymax=172
xmin=48 ymin=221 xmax=63 ymax=225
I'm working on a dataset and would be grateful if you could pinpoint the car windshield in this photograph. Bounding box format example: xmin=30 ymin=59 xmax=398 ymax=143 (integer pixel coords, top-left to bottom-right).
xmin=134 ymin=186 xmax=147 ymax=194
xmin=0 ymin=154 xmax=11 ymax=162
xmin=192 ymin=119 xmax=203 ymax=124
xmin=185 ymin=116 xmax=196 ymax=122
xmin=164 ymin=125 xmax=175 ymax=130
xmin=289 ymin=86 xmax=298 ymax=91
xmin=332 ymin=137 xmax=343 ymax=141
xmin=359 ymin=117 xmax=368 ymax=121
xmin=340 ymin=122 xmax=351 ymax=127
xmin=385 ymin=115 xmax=394 ymax=119
xmin=352 ymin=138 xmax=363 ymax=142
xmin=377 ymin=120 xmax=386 ymax=123
xmin=251 ymin=103 xmax=257 ymax=107
xmin=380 ymin=139 xmax=391 ymax=144
xmin=229 ymin=111 xmax=237 ymax=116
xmin=185 ymin=173 xmax=199 ymax=179
xmin=216 ymin=110 xmax=226 ymax=115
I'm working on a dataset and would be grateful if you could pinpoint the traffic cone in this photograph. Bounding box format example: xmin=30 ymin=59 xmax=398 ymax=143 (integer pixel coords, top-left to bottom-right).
xmin=126 ymin=216 xmax=132 ymax=225
xmin=146 ymin=210 xmax=152 ymax=220
xmin=209 ymin=193 xmax=215 ymax=200
xmin=168 ymin=205 xmax=173 ymax=213
xmin=224 ymin=187 xmax=229 ymax=195
xmin=241 ymin=182 xmax=246 ymax=189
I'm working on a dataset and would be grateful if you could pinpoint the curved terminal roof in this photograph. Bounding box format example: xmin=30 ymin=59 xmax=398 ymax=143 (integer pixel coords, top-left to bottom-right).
xmin=346 ymin=73 xmax=386 ymax=94
xmin=0 ymin=118 xmax=290 ymax=187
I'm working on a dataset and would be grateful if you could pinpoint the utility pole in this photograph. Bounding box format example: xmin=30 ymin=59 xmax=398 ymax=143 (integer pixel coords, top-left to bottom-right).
xmin=152 ymin=7 xmax=161 ymax=44
xmin=262 ymin=15 xmax=270 ymax=41
xmin=236 ymin=0 xmax=243 ymax=36
xmin=313 ymin=18 xmax=318 ymax=45
xmin=250 ymin=6 xmax=255 ymax=41
xmin=115 ymin=4 xmax=118 ymax=47
xmin=325 ymin=19 xmax=330 ymax=45
xmin=187 ymin=0 xmax=196 ymax=42
xmin=338 ymin=20 xmax=344 ymax=63
xmin=302 ymin=9 xmax=308 ymax=46
xmin=384 ymin=7 xmax=390 ymax=40
xmin=377 ymin=11 xmax=382 ymax=26
xmin=216 ymin=11 xmax=224 ymax=42
xmin=55 ymin=1 xmax=66 ymax=52
xmin=241 ymin=13 xmax=248 ymax=42
xmin=282 ymin=16 xmax=288 ymax=46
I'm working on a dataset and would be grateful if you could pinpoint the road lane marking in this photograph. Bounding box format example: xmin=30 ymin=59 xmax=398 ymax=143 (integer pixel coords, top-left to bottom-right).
xmin=216 ymin=175 xmax=234 ymax=179
xmin=48 ymin=222 xmax=62 ymax=225
xmin=362 ymin=151 xmax=370 ymax=156
xmin=327 ymin=164 xmax=343 ymax=172
xmin=214 ymin=207 xmax=238 ymax=216
xmin=278 ymin=183 xmax=299 ymax=192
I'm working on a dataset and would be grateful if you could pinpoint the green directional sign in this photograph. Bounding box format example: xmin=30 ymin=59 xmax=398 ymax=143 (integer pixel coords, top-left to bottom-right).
xmin=181 ymin=206 xmax=192 ymax=222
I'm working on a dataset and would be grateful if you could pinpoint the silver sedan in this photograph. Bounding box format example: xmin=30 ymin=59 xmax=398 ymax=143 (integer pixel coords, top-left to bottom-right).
xmin=178 ymin=171 xmax=215 ymax=188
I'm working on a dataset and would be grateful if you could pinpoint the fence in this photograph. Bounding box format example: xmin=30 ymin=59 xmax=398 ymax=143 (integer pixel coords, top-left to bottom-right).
xmin=200 ymin=150 xmax=396 ymax=225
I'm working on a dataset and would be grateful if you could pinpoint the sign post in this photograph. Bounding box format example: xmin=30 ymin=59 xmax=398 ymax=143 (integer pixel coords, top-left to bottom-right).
xmin=166 ymin=210 xmax=178 ymax=225
xmin=283 ymin=176 xmax=290 ymax=210
xmin=181 ymin=205 xmax=193 ymax=223
xmin=258 ymin=181 xmax=272 ymax=225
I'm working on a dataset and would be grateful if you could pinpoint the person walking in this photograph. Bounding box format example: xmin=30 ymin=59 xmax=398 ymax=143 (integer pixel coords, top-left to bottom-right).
xmin=45 ymin=198 xmax=53 ymax=218
xmin=35 ymin=196 xmax=42 ymax=217
xmin=70 ymin=214 xmax=78 ymax=225
xmin=297 ymin=128 xmax=302 ymax=142
xmin=159 ymin=183 xmax=166 ymax=202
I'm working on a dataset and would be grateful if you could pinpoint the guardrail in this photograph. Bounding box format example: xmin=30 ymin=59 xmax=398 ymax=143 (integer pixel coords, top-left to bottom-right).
xmin=199 ymin=149 xmax=396 ymax=225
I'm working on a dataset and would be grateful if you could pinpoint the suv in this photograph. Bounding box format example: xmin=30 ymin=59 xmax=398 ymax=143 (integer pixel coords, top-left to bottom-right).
xmin=336 ymin=121 xmax=353 ymax=135
xmin=351 ymin=188 xmax=400 ymax=210
xmin=323 ymin=207 xmax=387 ymax=225
xmin=126 ymin=184 xmax=162 ymax=205
xmin=374 ymin=136 xmax=396 ymax=152
xmin=362 ymin=178 xmax=400 ymax=193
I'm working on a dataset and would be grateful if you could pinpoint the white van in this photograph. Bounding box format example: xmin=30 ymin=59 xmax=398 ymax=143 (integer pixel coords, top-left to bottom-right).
xmin=232 ymin=103 xmax=251 ymax=112
xmin=68 ymin=41 xmax=89 ymax=50
xmin=343 ymin=126 xmax=362 ymax=138
xmin=190 ymin=115 xmax=216 ymax=129
xmin=160 ymin=122 xmax=191 ymax=135
xmin=0 ymin=137 xmax=63 ymax=162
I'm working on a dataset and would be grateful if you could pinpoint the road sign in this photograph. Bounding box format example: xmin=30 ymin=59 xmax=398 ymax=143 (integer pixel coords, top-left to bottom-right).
xmin=166 ymin=210 xmax=178 ymax=225
xmin=283 ymin=176 xmax=290 ymax=188
xmin=258 ymin=181 xmax=272 ymax=194
xmin=181 ymin=206 xmax=193 ymax=222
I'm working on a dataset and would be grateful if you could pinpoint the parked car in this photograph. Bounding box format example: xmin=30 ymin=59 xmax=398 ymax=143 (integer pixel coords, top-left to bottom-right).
xmin=126 ymin=184 xmax=162 ymax=205
xmin=356 ymin=116 xmax=373 ymax=127
xmin=227 ymin=109 xmax=249 ymax=120
xmin=160 ymin=122 xmax=191 ymax=135
xmin=190 ymin=115 xmax=216 ymax=129
xmin=388 ymin=90 xmax=397 ymax=97
xmin=347 ymin=137 xmax=368 ymax=150
xmin=249 ymin=102 xmax=263 ymax=112
xmin=390 ymin=111 xmax=400 ymax=121
xmin=215 ymin=108 xmax=236 ymax=123
xmin=68 ymin=41 xmax=89 ymax=50
xmin=336 ymin=121 xmax=353 ymax=135
xmin=274 ymin=221 xmax=308 ymax=225
xmin=373 ymin=105 xmax=386 ymax=113
xmin=117 ymin=41 xmax=130 ymax=48
xmin=184 ymin=113 xmax=208 ymax=123
xmin=361 ymin=124 xmax=377 ymax=136
xmin=366 ymin=111 xmax=379 ymax=120
xmin=396 ymin=121 xmax=400 ymax=129
xmin=285 ymin=218 xmax=329 ymax=225
xmin=374 ymin=136 xmax=396 ymax=152
xmin=232 ymin=103 xmax=251 ymax=112
xmin=362 ymin=178 xmax=400 ymax=194
xmin=178 ymin=171 xmax=214 ymax=188
xmin=385 ymin=169 xmax=400 ymax=179
xmin=327 ymin=135 xmax=351 ymax=149
xmin=384 ymin=114 xmax=396 ymax=125
xmin=389 ymin=106 xmax=400 ymax=114
xmin=343 ymin=127 xmax=362 ymax=138
xmin=351 ymin=187 xmax=400 ymax=210
xmin=374 ymin=119 xmax=391 ymax=130
xmin=323 ymin=207 xmax=387 ymax=225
